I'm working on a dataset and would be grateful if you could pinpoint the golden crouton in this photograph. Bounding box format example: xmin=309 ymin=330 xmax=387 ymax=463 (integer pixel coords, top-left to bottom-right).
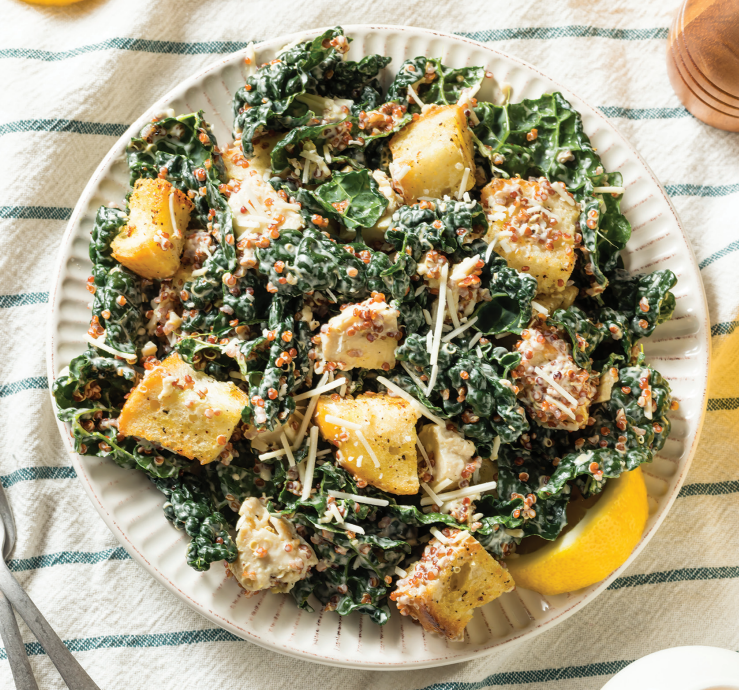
xmin=118 ymin=353 xmax=248 ymax=464
xmin=481 ymin=177 xmax=580 ymax=296
xmin=389 ymin=104 xmax=475 ymax=204
xmin=320 ymin=296 xmax=401 ymax=371
xmin=111 ymin=178 xmax=192 ymax=280
xmin=391 ymin=529 xmax=514 ymax=640
xmin=512 ymin=326 xmax=598 ymax=431
xmin=228 ymin=498 xmax=317 ymax=594
xmin=314 ymin=393 xmax=420 ymax=495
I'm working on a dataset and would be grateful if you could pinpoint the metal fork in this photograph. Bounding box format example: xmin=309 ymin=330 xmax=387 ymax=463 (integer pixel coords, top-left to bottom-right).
xmin=0 ymin=482 xmax=100 ymax=689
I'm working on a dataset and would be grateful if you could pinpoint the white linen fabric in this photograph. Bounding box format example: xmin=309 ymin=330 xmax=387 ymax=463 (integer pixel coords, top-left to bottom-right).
xmin=1 ymin=0 xmax=738 ymax=688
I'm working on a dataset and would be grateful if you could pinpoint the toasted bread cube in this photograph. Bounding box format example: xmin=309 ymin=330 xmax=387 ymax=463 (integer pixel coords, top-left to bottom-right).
xmin=532 ymin=285 xmax=578 ymax=314
xmin=118 ymin=353 xmax=248 ymax=464
xmin=111 ymin=178 xmax=192 ymax=280
xmin=481 ymin=177 xmax=580 ymax=296
xmin=314 ymin=393 xmax=420 ymax=495
xmin=512 ymin=327 xmax=597 ymax=431
xmin=228 ymin=498 xmax=317 ymax=594
xmin=389 ymin=104 xmax=475 ymax=204
xmin=391 ymin=530 xmax=514 ymax=640
xmin=320 ymin=297 xmax=400 ymax=371
xmin=448 ymin=255 xmax=489 ymax=319
xmin=418 ymin=424 xmax=477 ymax=492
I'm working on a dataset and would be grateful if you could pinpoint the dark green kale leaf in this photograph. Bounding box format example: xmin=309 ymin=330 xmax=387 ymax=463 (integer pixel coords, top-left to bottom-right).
xmin=91 ymin=265 xmax=144 ymax=356
xmin=538 ymin=363 xmax=672 ymax=500
xmin=270 ymin=118 xmax=349 ymax=177
xmin=256 ymin=228 xmax=369 ymax=298
xmin=474 ymin=495 xmax=526 ymax=558
xmin=385 ymin=198 xmax=487 ymax=259
xmin=232 ymin=27 xmax=346 ymax=154
xmin=473 ymin=92 xmax=632 ymax=288
xmin=387 ymin=57 xmax=484 ymax=108
xmin=52 ymin=347 xmax=136 ymax=414
xmin=241 ymin=296 xmax=309 ymax=430
xmin=496 ymin=444 xmax=569 ymax=540
xmin=320 ymin=54 xmax=392 ymax=112
xmin=153 ymin=475 xmax=238 ymax=571
xmin=548 ymin=305 xmax=608 ymax=371
xmin=473 ymin=255 xmax=537 ymax=336
xmin=90 ymin=206 xmax=128 ymax=267
xmin=126 ymin=111 xmax=226 ymax=227
xmin=605 ymin=269 xmax=678 ymax=340
xmin=309 ymin=169 xmax=388 ymax=229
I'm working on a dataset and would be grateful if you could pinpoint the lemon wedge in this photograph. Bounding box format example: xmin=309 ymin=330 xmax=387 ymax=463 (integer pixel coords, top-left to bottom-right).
xmin=506 ymin=467 xmax=648 ymax=595
xmin=21 ymin=0 xmax=85 ymax=5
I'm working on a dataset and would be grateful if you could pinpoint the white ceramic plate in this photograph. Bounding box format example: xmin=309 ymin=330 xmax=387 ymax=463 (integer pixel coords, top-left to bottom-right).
xmin=47 ymin=25 xmax=710 ymax=669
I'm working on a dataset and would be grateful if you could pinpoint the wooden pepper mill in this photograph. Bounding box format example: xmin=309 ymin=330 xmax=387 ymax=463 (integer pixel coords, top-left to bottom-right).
xmin=667 ymin=0 xmax=739 ymax=132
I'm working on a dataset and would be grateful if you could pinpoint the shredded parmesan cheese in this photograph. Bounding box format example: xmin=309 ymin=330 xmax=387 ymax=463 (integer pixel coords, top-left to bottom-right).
xmin=407 ymin=84 xmax=424 ymax=108
xmin=327 ymin=490 xmax=389 ymax=506
xmin=355 ymin=429 xmax=380 ymax=468
xmin=420 ymin=482 xmax=442 ymax=507
xmin=292 ymin=372 xmax=329 ymax=450
xmin=441 ymin=316 xmax=479 ymax=343
xmin=324 ymin=414 xmax=363 ymax=431
xmin=280 ymin=432 xmax=296 ymax=467
xmin=293 ymin=376 xmax=346 ymax=401
xmin=468 ymin=331 xmax=483 ymax=350
xmin=446 ymin=286 xmax=461 ymax=329
xmin=545 ymin=394 xmax=577 ymax=420
xmin=531 ymin=301 xmax=549 ymax=316
xmin=429 ymin=527 xmax=449 ymax=544
xmin=400 ymin=361 xmax=426 ymax=392
xmin=592 ymin=186 xmax=625 ymax=194
xmin=300 ymin=426 xmax=319 ymax=501
xmin=420 ymin=480 xmax=498 ymax=506
xmin=491 ymin=435 xmax=501 ymax=460
xmin=376 ymin=376 xmax=445 ymax=426
xmin=456 ymin=167 xmax=471 ymax=200
xmin=394 ymin=566 xmax=407 ymax=578
xmin=84 ymin=333 xmax=137 ymax=363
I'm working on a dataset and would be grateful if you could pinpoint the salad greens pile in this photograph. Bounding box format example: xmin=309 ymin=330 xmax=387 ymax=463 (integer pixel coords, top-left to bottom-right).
xmin=53 ymin=27 xmax=677 ymax=625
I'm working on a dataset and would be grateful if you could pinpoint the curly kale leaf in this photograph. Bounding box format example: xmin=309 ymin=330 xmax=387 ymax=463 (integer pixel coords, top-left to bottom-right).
xmin=496 ymin=444 xmax=570 ymax=540
xmin=52 ymin=347 xmax=137 ymax=414
xmin=387 ymin=57 xmax=484 ymax=108
xmin=309 ymin=169 xmax=388 ymax=229
xmin=232 ymin=27 xmax=346 ymax=153
xmin=473 ymin=92 xmax=631 ymax=288
xmin=90 ymin=205 xmax=128 ymax=267
xmin=539 ymin=363 xmax=672 ymax=500
xmin=473 ymin=255 xmax=537 ymax=335
xmin=256 ymin=228 xmax=369 ymax=298
xmin=270 ymin=118 xmax=349 ymax=177
xmin=153 ymin=475 xmax=238 ymax=571
xmin=395 ymin=339 xmax=527 ymax=447
xmin=241 ymin=296 xmax=309 ymax=430
xmin=474 ymin=495 xmax=526 ymax=558
xmin=126 ymin=111 xmax=226 ymax=227
xmin=548 ymin=305 xmax=608 ymax=371
xmin=385 ymin=198 xmax=487 ymax=259
xmin=605 ymin=269 xmax=678 ymax=340
xmin=320 ymin=54 xmax=392 ymax=112
xmin=91 ymin=265 xmax=144 ymax=355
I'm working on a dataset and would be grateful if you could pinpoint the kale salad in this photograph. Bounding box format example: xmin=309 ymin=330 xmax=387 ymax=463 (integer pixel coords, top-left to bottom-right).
xmin=53 ymin=27 xmax=677 ymax=639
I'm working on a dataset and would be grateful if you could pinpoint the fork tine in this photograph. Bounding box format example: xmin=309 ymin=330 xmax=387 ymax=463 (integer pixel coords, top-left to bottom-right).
xmin=0 ymin=481 xmax=17 ymax=559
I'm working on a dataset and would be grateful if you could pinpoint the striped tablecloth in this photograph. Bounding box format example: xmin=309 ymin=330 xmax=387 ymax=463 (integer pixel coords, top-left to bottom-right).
xmin=1 ymin=1 xmax=738 ymax=688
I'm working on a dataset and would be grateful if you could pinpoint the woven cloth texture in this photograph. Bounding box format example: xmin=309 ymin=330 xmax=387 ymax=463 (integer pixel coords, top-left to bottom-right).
xmin=1 ymin=0 xmax=737 ymax=687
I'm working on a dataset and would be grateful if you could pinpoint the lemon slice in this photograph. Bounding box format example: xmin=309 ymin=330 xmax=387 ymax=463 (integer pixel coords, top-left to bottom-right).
xmin=506 ymin=467 xmax=648 ymax=595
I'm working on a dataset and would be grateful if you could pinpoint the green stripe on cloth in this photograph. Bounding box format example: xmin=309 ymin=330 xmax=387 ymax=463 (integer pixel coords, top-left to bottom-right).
xmin=0 ymin=376 xmax=48 ymax=398
xmin=608 ymin=566 xmax=739 ymax=590
xmin=699 ymin=240 xmax=739 ymax=269
xmin=0 ymin=206 xmax=72 ymax=220
xmin=666 ymin=184 xmax=739 ymax=198
xmin=712 ymin=321 xmax=739 ymax=336
xmin=7 ymin=547 xmax=131 ymax=572
xmin=599 ymin=106 xmax=690 ymax=120
xmin=679 ymin=481 xmax=739 ymax=497
xmin=0 ymin=38 xmax=257 ymax=61
xmin=707 ymin=398 xmax=739 ymax=412
xmin=0 ymin=628 xmax=244 ymax=661
xmin=457 ymin=26 xmax=668 ymax=41
xmin=0 ymin=466 xmax=76 ymax=488
xmin=0 ymin=292 xmax=48 ymax=308
xmin=0 ymin=119 xmax=129 ymax=137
